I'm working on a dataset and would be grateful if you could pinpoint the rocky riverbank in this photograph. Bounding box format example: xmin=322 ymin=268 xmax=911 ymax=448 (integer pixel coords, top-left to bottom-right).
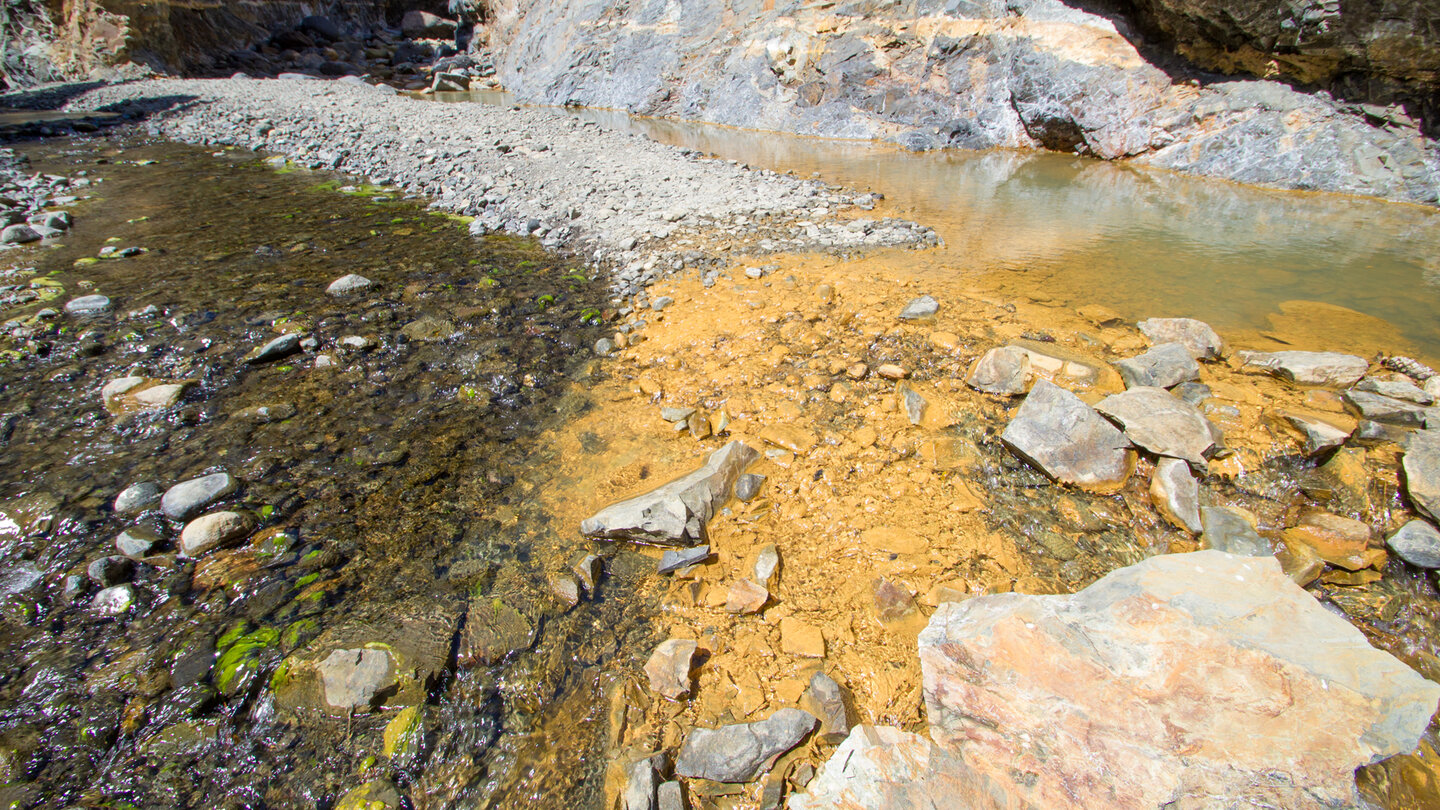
xmin=38 ymin=76 xmax=937 ymax=300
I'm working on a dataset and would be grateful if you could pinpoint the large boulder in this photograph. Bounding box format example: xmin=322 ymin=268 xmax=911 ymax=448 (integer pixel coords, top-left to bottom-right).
xmin=918 ymin=551 xmax=1440 ymax=809
xmin=1001 ymin=380 xmax=1134 ymax=493
xmin=581 ymin=441 xmax=758 ymax=545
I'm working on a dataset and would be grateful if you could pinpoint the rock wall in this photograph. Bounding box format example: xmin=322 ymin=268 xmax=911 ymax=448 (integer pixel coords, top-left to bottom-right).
xmin=485 ymin=0 xmax=1440 ymax=204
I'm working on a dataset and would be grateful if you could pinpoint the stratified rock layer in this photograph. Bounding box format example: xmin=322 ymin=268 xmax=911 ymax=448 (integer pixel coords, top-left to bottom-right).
xmin=916 ymin=550 xmax=1440 ymax=809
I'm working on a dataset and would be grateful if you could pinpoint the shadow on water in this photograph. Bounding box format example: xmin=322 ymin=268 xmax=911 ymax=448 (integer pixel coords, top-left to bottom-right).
xmin=0 ymin=135 xmax=656 ymax=808
xmin=437 ymin=90 xmax=1440 ymax=359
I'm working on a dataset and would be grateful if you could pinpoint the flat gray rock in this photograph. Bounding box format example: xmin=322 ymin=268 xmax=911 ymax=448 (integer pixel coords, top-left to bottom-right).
xmin=1200 ymin=506 xmax=1273 ymax=557
xmin=622 ymin=759 xmax=658 ymax=810
xmin=1001 ymin=380 xmax=1133 ymax=492
xmin=789 ymin=725 xmax=998 ymax=810
xmin=1387 ymin=520 xmax=1440 ymax=569
xmin=1137 ymin=317 xmax=1224 ymax=360
xmin=1 ymin=224 xmax=39 ymax=244
xmin=113 ymin=481 xmax=162 ymax=515
xmin=318 ymin=647 xmax=396 ymax=712
xmin=1150 ymin=457 xmax=1202 ymax=534
xmin=1357 ymin=377 xmax=1433 ymax=405
xmin=658 ymin=545 xmax=709 ymax=574
xmin=65 ymin=295 xmax=112 ymax=316
xmin=1343 ymin=389 xmax=1430 ymax=427
xmin=244 ymin=333 xmax=301 ymax=364
xmin=966 ymin=345 xmax=1031 ymax=395
xmin=114 ymin=526 xmax=161 ymax=560
xmin=1096 ymin=386 xmax=1215 ymax=465
xmin=1172 ymin=381 xmax=1212 ymax=406
xmin=897 ymin=295 xmax=938 ymax=320
xmin=327 ymin=273 xmax=373 ymax=296
xmin=675 ymin=708 xmax=817 ymax=783
xmin=1237 ymin=350 xmax=1369 ymax=387
xmin=1113 ymin=342 xmax=1200 ymax=389
xmin=161 ymin=472 xmax=237 ymax=520
xmin=1285 ymin=414 xmax=1352 ymax=455
xmin=581 ymin=441 xmax=758 ymax=545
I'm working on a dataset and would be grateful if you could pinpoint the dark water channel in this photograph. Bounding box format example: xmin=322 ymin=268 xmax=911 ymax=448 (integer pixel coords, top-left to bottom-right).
xmin=0 ymin=135 xmax=655 ymax=808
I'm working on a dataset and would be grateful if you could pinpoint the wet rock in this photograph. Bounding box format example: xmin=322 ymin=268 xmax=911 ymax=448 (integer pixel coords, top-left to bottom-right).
xmin=114 ymin=526 xmax=161 ymax=559
xmin=726 ymin=579 xmax=769 ymax=614
xmin=1113 ymin=342 xmax=1200 ymax=389
xmin=658 ymin=545 xmax=708 ymax=575
xmin=1150 ymin=457 xmax=1202 ymax=534
xmin=548 ymin=572 xmax=580 ymax=607
xmin=801 ymin=672 xmax=850 ymax=744
xmin=661 ymin=406 xmax=696 ymax=423
xmin=580 ymin=441 xmax=758 ymax=545
xmin=232 ymin=402 xmax=297 ymax=423
xmin=1199 ymin=506 xmax=1272 ymax=557
xmin=674 ymin=708 xmax=818 ymax=783
xmin=400 ymin=316 xmax=454 ymax=342
xmin=1386 ymin=520 xmax=1440 ymax=569
xmin=623 ymin=758 xmax=658 ymax=810
xmin=382 ymin=706 xmax=423 ymax=764
xmin=179 ymin=511 xmax=253 ymax=557
xmin=1 ymin=224 xmax=39 ymax=244
xmin=318 ymin=647 xmax=396 ymax=713
xmin=338 ymin=335 xmax=374 ymax=351
xmin=113 ymin=481 xmax=161 ymax=515
xmin=1405 ymin=431 xmax=1440 ymax=523
xmin=86 ymin=555 xmax=133 ymax=587
xmin=789 ymin=725 xmax=992 ymax=810
xmin=243 ymin=333 xmax=301 ymax=364
xmin=1096 ymin=386 xmax=1215 ymax=464
xmin=1001 ymin=380 xmax=1134 ymax=492
xmin=64 ymin=295 xmax=111 ymax=316
xmin=644 ymin=638 xmax=697 ymax=700
xmin=1285 ymin=414 xmax=1352 ymax=455
xmin=918 ymin=551 xmax=1440 ymax=809
xmin=1237 ymin=350 xmax=1369 ymax=387
xmin=896 ymin=295 xmax=938 ymax=320
xmin=1283 ymin=511 xmax=1378 ymax=571
xmin=459 ymin=597 xmax=535 ymax=665
xmin=1357 ymin=377 xmax=1433 ymax=405
xmin=1137 ymin=317 xmax=1224 ymax=360
xmin=594 ymin=337 xmax=617 ymax=356
xmin=100 ymin=377 xmax=190 ymax=416
xmin=334 ymin=779 xmax=402 ymax=810
xmin=735 ymin=473 xmax=765 ymax=502
xmin=966 ymin=346 xmax=1031 ymax=395
xmin=327 ymin=273 xmax=373 ymax=296
xmin=898 ymin=386 xmax=925 ymax=426
xmin=754 ymin=544 xmax=780 ymax=586
xmin=92 ymin=584 xmax=135 ymax=616
xmin=1343 ymin=389 xmax=1430 ymax=427
xmin=571 ymin=553 xmax=601 ymax=592
xmin=161 ymin=473 xmax=238 ymax=520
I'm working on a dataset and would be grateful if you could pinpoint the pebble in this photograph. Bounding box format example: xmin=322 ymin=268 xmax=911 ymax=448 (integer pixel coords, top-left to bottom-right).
xmin=571 ymin=553 xmax=602 ymax=593
xmin=897 ymin=295 xmax=938 ymax=320
xmin=114 ymin=527 xmax=161 ymax=560
xmin=64 ymin=295 xmax=112 ymax=316
xmin=92 ymin=584 xmax=135 ymax=616
xmin=661 ymin=406 xmax=696 ymax=423
xmin=876 ymin=364 xmax=908 ymax=380
xmin=327 ymin=273 xmax=374 ymax=296
xmin=244 ymin=333 xmax=302 ymax=364
xmin=113 ymin=481 xmax=162 ymax=515
xmin=178 ymin=511 xmax=253 ymax=556
xmin=161 ymin=472 xmax=238 ymax=520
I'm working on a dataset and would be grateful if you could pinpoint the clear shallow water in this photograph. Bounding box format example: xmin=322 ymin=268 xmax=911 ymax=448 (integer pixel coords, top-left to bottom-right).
xmin=439 ymin=90 xmax=1440 ymax=359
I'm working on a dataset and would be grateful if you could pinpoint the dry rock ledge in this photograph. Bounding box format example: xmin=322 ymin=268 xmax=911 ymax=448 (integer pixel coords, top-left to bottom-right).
xmin=790 ymin=551 xmax=1440 ymax=809
xmin=56 ymin=78 xmax=938 ymax=299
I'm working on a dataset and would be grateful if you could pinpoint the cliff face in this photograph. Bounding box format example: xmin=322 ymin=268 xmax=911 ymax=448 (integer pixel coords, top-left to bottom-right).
xmin=1118 ymin=0 xmax=1440 ymax=120
xmin=487 ymin=0 xmax=1440 ymax=203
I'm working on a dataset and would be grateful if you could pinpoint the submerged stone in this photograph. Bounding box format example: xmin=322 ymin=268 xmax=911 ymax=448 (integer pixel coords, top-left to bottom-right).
xmin=801 ymin=672 xmax=851 ymax=744
xmin=658 ymin=545 xmax=709 ymax=574
xmin=161 ymin=473 xmax=237 ymax=520
xmin=113 ymin=481 xmax=162 ymax=515
xmin=326 ymin=273 xmax=373 ymax=296
xmin=318 ymin=648 xmax=396 ymax=713
xmin=580 ymin=440 xmax=758 ymax=545
xmin=179 ymin=511 xmax=253 ymax=556
xmin=1199 ymin=506 xmax=1272 ymax=557
xmin=918 ymin=551 xmax=1440 ymax=809
xmin=64 ymin=294 xmax=111 ymax=316
xmin=243 ymin=333 xmax=301 ymax=364
xmin=459 ymin=597 xmax=535 ymax=665
xmin=1001 ymin=380 xmax=1134 ymax=492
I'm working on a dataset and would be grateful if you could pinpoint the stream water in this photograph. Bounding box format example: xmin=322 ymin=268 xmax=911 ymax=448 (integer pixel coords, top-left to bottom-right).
xmin=439 ymin=90 xmax=1440 ymax=361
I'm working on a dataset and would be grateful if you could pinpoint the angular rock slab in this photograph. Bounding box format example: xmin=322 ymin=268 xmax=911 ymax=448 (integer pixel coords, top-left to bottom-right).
xmin=918 ymin=551 xmax=1440 ymax=809
xmin=1150 ymin=457 xmax=1201 ymax=534
xmin=788 ymin=725 xmax=1020 ymax=810
xmin=581 ymin=441 xmax=758 ymax=545
xmin=1285 ymin=413 xmax=1352 ymax=455
xmin=1387 ymin=520 xmax=1440 ymax=569
xmin=1001 ymin=380 xmax=1134 ymax=493
xmin=1137 ymin=317 xmax=1224 ymax=360
xmin=1113 ymin=342 xmax=1200 ymax=389
xmin=1403 ymin=431 xmax=1440 ymax=523
xmin=1237 ymin=350 xmax=1369 ymax=387
xmin=644 ymin=638 xmax=698 ymax=700
xmin=1343 ymin=389 xmax=1431 ymax=427
xmin=966 ymin=345 xmax=1032 ymax=396
xmin=675 ymin=708 xmax=817 ymax=783
xmin=1096 ymin=386 xmax=1215 ymax=465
